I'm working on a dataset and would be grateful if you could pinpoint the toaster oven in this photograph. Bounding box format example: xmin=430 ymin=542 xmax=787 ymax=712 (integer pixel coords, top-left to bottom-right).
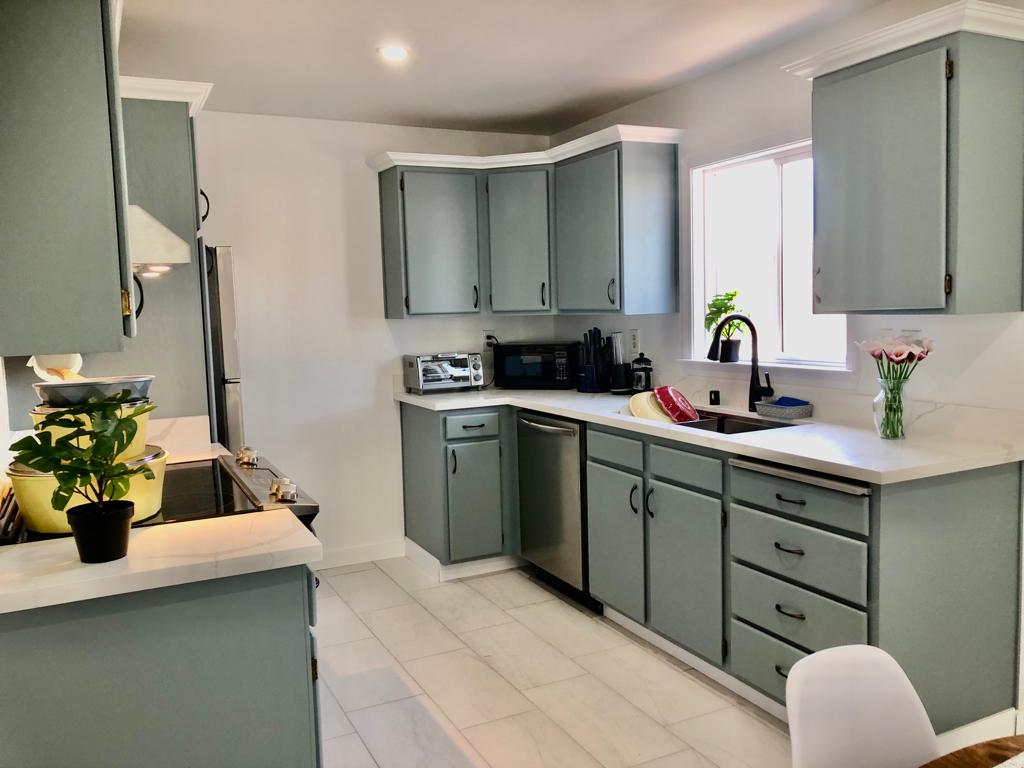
xmin=403 ymin=353 xmax=484 ymax=394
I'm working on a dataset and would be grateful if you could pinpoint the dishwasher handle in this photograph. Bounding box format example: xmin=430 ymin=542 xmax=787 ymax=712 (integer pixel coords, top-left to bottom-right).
xmin=518 ymin=417 xmax=577 ymax=437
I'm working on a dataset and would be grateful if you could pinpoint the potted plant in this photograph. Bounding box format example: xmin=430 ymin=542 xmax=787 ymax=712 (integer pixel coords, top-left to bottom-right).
xmin=9 ymin=392 xmax=156 ymax=562
xmin=704 ymin=291 xmax=744 ymax=362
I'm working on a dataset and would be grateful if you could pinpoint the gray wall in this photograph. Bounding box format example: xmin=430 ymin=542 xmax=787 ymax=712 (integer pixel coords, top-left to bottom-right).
xmin=4 ymin=262 xmax=208 ymax=428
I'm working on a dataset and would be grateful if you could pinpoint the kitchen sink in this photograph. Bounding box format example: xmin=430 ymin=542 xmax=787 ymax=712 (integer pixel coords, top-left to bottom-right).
xmin=681 ymin=409 xmax=795 ymax=435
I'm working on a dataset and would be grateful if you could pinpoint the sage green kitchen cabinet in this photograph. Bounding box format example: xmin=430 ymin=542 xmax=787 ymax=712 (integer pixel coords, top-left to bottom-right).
xmin=647 ymin=479 xmax=723 ymax=664
xmin=813 ymin=33 xmax=1024 ymax=314
xmin=0 ymin=0 xmax=135 ymax=356
xmin=555 ymin=143 xmax=677 ymax=314
xmin=379 ymin=167 xmax=481 ymax=317
xmin=486 ymin=168 xmax=553 ymax=312
xmin=447 ymin=439 xmax=503 ymax=562
xmin=400 ymin=404 xmax=518 ymax=565
xmin=586 ymin=460 xmax=645 ymax=622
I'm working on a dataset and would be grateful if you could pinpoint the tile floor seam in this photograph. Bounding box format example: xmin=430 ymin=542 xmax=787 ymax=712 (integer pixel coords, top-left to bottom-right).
xmin=334 ymin=690 xmax=423 ymax=716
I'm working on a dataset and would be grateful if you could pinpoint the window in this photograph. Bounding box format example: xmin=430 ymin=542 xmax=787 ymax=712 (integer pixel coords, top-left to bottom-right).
xmin=690 ymin=142 xmax=847 ymax=368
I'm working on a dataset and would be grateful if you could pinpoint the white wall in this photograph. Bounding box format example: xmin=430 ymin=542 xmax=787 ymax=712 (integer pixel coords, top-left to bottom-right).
xmin=552 ymin=0 xmax=1024 ymax=416
xmin=195 ymin=111 xmax=551 ymax=566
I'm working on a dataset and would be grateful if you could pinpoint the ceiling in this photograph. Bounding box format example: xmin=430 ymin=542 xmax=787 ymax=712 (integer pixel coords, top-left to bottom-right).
xmin=119 ymin=0 xmax=885 ymax=135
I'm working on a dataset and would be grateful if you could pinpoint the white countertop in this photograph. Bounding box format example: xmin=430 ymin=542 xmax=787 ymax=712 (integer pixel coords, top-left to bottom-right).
xmin=0 ymin=509 xmax=323 ymax=615
xmin=396 ymin=389 xmax=1024 ymax=485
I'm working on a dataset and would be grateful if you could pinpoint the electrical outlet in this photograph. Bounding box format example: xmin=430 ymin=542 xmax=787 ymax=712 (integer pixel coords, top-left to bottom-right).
xmin=629 ymin=329 xmax=640 ymax=358
xmin=483 ymin=329 xmax=496 ymax=348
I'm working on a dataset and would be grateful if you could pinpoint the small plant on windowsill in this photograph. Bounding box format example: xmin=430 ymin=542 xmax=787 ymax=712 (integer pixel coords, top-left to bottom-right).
xmin=704 ymin=291 xmax=745 ymax=362
xmin=9 ymin=392 xmax=156 ymax=563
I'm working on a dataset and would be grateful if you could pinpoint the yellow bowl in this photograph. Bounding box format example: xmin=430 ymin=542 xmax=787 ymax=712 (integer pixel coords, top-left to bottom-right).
xmin=29 ymin=400 xmax=151 ymax=462
xmin=6 ymin=445 xmax=168 ymax=534
xmin=628 ymin=392 xmax=675 ymax=423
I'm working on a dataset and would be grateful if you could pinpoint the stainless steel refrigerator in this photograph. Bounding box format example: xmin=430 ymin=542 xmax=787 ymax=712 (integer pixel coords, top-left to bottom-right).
xmin=201 ymin=244 xmax=245 ymax=452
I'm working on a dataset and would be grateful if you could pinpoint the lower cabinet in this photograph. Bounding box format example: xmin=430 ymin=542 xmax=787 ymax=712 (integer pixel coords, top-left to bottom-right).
xmin=647 ymin=480 xmax=723 ymax=664
xmin=587 ymin=460 xmax=645 ymax=622
xmin=447 ymin=439 xmax=503 ymax=561
xmin=400 ymin=404 xmax=512 ymax=565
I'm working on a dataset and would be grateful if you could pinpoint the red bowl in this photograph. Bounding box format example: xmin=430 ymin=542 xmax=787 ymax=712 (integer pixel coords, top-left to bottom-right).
xmin=654 ymin=386 xmax=700 ymax=423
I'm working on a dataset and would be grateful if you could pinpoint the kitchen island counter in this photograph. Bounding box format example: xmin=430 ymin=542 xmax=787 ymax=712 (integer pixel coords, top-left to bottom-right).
xmin=396 ymin=388 xmax=1024 ymax=484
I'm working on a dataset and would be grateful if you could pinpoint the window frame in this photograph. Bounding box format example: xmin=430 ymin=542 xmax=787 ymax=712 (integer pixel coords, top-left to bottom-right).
xmin=687 ymin=139 xmax=850 ymax=372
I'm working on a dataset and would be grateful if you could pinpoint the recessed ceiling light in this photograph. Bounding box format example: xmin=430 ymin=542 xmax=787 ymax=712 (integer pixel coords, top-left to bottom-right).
xmin=378 ymin=44 xmax=409 ymax=64
xmin=149 ymin=265 xmax=172 ymax=273
xmin=140 ymin=270 xmax=162 ymax=279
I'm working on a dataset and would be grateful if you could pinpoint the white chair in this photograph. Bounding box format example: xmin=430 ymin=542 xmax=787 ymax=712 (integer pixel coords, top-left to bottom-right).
xmin=786 ymin=645 xmax=940 ymax=768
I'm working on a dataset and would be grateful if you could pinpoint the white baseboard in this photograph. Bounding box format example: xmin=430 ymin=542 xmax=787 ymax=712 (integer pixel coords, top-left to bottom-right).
xmin=938 ymin=708 xmax=1016 ymax=753
xmin=404 ymin=538 xmax=524 ymax=582
xmin=317 ymin=539 xmax=405 ymax=571
xmin=604 ymin=609 xmax=788 ymax=722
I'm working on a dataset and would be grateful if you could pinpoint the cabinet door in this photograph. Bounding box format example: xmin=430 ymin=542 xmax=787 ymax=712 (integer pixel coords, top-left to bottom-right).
xmin=813 ymin=47 xmax=949 ymax=312
xmin=488 ymin=169 xmax=551 ymax=312
xmin=402 ymin=169 xmax=480 ymax=314
xmin=587 ymin=461 xmax=644 ymax=621
xmin=447 ymin=439 xmax=502 ymax=562
xmin=555 ymin=149 xmax=621 ymax=311
xmin=647 ymin=480 xmax=723 ymax=663
xmin=0 ymin=0 xmax=131 ymax=355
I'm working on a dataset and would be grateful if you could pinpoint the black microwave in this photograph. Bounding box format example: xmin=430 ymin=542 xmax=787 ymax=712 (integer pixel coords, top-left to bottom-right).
xmin=493 ymin=342 xmax=579 ymax=389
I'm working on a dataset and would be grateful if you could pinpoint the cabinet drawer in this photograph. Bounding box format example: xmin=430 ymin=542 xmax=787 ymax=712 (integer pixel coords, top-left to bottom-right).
xmin=649 ymin=444 xmax=722 ymax=495
xmin=587 ymin=430 xmax=643 ymax=472
xmin=445 ymin=412 xmax=499 ymax=440
xmin=730 ymin=504 xmax=867 ymax=605
xmin=730 ymin=619 xmax=806 ymax=702
xmin=730 ymin=464 xmax=869 ymax=536
xmin=731 ymin=563 xmax=867 ymax=651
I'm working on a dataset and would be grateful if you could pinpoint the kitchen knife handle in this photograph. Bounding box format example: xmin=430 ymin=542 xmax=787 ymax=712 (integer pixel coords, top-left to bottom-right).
xmin=607 ymin=278 xmax=616 ymax=305
xmin=451 ymin=449 xmax=457 ymax=474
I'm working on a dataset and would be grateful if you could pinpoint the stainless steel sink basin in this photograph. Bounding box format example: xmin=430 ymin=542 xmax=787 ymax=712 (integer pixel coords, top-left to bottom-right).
xmin=681 ymin=409 xmax=795 ymax=435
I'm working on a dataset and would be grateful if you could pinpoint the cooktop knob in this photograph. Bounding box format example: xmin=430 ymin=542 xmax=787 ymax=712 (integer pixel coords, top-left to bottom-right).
xmin=236 ymin=445 xmax=258 ymax=467
xmin=275 ymin=478 xmax=298 ymax=502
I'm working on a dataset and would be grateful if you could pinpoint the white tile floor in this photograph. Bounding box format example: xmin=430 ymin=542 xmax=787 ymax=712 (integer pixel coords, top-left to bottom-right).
xmin=314 ymin=558 xmax=791 ymax=768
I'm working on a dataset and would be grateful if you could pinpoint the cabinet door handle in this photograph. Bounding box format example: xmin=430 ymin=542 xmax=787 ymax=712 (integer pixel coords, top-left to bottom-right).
xmin=645 ymin=487 xmax=655 ymax=518
xmin=774 ymin=664 xmax=790 ymax=679
xmin=773 ymin=541 xmax=805 ymax=556
xmin=541 ymin=281 xmax=547 ymax=307
xmin=451 ymin=449 xmax=457 ymax=474
xmin=473 ymin=285 xmax=479 ymax=309
xmin=775 ymin=493 xmax=807 ymax=506
xmin=607 ymin=278 xmax=616 ymax=305
xmin=629 ymin=484 xmax=639 ymax=514
xmin=775 ymin=603 xmax=806 ymax=621
xmin=199 ymin=188 xmax=210 ymax=223
xmin=461 ymin=423 xmax=486 ymax=430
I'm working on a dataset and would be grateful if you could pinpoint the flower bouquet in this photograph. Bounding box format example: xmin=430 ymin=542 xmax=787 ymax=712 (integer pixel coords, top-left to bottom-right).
xmin=856 ymin=337 xmax=934 ymax=439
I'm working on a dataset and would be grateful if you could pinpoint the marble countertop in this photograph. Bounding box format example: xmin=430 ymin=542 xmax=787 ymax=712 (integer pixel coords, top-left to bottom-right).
xmin=0 ymin=509 xmax=323 ymax=615
xmin=396 ymin=389 xmax=1024 ymax=485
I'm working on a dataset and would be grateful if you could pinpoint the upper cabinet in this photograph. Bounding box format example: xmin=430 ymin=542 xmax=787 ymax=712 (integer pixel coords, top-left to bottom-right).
xmin=0 ymin=0 xmax=135 ymax=355
xmin=556 ymin=143 xmax=678 ymax=314
xmin=379 ymin=167 xmax=482 ymax=316
xmin=804 ymin=26 xmax=1024 ymax=314
xmin=486 ymin=167 xmax=553 ymax=313
xmin=373 ymin=126 xmax=682 ymax=319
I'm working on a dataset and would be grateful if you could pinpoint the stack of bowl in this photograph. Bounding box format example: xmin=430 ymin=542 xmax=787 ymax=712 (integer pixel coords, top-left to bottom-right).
xmin=6 ymin=375 xmax=168 ymax=535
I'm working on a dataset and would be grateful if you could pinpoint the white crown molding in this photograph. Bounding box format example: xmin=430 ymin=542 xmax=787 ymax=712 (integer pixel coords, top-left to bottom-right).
xmin=118 ymin=76 xmax=214 ymax=116
xmin=366 ymin=124 xmax=684 ymax=172
xmin=782 ymin=0 xmax=1024 ymax=79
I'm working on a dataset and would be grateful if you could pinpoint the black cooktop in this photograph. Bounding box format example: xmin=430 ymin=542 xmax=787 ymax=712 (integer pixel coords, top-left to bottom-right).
xmin=135 ymin=459 xmax=261 ymax=526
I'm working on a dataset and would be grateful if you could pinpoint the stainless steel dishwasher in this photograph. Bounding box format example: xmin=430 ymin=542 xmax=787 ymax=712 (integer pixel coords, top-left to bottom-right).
xmin=516 ymin=412 xmax=585 ymax=590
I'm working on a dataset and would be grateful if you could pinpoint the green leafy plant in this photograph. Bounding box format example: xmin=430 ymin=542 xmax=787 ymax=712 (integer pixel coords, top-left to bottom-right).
xmin=704 ymin=291 xmax=744 ymax=339
xmin=9 ymin=391 xmax=156 ymax=512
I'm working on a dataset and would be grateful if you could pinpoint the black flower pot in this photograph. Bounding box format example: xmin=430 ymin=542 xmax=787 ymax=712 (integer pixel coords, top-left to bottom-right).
xmin=66 ymin=500 xmax=134 ymax=563
xmin=719 ymin=338 xmax=741 ymax=363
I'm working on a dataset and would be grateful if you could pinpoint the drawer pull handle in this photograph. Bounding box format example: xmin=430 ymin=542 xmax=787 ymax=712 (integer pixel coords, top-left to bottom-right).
xmin=775 ymin=603 xmax=806 ymax=621
xmin=645 ymin=487 xmax=655 ymax=518
xmin=775 ymin=493 xmax=807 ymax=506
xmin=461 ymin=423 xmax=486 ymax=430
xmin=775 ymin=664 xmax=790 ymax=679
xmin=629 ymin=484 xmax=639 ymax=514
xmin=773 ymin=542 xmax=805 ymax=556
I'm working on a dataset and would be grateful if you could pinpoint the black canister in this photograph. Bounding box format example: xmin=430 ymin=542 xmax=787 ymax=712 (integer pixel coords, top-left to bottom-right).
xmin=631 ymin=352 xmax=654 ymax=394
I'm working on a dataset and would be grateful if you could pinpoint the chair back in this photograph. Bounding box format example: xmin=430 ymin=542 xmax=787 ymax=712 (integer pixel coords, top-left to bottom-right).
xmin=787 ymin=645 xmax=939 ymax=768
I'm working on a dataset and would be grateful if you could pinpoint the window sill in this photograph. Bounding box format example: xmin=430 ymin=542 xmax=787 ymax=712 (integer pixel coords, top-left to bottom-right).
xmin=679 ymin=357 xmax=855 ymax=380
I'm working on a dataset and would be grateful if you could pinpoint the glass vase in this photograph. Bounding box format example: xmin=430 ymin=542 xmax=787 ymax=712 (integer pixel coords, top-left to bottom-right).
xmin=873 ymin=377 xmax=906 ymax=440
